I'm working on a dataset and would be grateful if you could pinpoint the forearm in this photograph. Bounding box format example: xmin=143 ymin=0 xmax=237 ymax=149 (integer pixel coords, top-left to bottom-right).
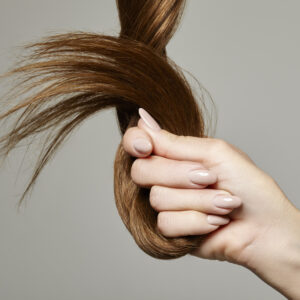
xmin=245 ymin=205 xmax=300 ymax=299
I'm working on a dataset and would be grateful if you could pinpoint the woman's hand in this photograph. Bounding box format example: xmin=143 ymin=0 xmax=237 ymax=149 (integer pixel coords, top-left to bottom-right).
xmin=123 ymin=122 xmax=243 ymax=236
xmin=122 ymin=108 xmax=300 ymax=299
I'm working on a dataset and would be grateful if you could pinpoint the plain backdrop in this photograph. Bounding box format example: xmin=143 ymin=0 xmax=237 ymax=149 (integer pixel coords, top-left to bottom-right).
xmin=0 ymin=1 xmax=299 ymax=299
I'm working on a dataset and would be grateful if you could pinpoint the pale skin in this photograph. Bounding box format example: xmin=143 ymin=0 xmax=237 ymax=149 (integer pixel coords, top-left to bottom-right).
xmin=122 ymin=108 xmax=300 ymax=299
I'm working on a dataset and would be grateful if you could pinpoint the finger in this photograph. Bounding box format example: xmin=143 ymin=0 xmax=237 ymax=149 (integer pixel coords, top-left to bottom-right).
xmin=149 ymin=186 xmax=242 ymax=215
xmin=131 ymin=155 xmax=217 ymax=189
xmin=157 ymin=210 xmax=230 ymax=238
xmin=137 ymin=108 xmax=231 ymax=166
xmin=122 ymin=126 xmax=153 ymax=157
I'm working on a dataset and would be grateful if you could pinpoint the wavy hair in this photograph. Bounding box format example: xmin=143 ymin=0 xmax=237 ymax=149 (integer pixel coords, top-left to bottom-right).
xmin=0 ymin=0 xmax=213 ymax=259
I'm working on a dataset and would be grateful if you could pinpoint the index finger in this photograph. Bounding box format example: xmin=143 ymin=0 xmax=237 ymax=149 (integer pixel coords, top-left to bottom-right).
xmin=137 ymin=108 xmax=221 ymax=166
xmin=122 ymin=126 xmax=153 ymax=157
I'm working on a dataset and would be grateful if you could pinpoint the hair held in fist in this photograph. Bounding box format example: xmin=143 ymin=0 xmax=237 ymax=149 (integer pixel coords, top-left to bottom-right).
xmin=0 ymin=0 xmax=213 ymax=259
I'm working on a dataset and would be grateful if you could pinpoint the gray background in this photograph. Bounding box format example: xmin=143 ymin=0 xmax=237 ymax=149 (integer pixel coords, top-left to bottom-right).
xmin=0 ymin=0 xmax=299 ymax=299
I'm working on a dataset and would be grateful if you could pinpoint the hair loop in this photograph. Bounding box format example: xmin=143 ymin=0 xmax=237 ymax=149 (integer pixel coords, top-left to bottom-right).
xmin=0 ymin=0 xmax=207 ymax=259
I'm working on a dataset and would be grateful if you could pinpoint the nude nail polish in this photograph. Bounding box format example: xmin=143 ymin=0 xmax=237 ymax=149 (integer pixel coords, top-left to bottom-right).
xmin=207 ymin=215 xmax=230 ymax=226
xmin=138 ymin=108 xmax=161 ymax=131
xmin=188 ymin=169 xmax=217 ymax=185
xmin=213 ymin=194 xmax=242 ymax=209
xmin=133 ymin=138 xmax=152 ymax=154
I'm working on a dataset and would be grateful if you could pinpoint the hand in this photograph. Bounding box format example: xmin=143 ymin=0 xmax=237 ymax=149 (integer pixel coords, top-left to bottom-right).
xmin=123 ymin=126 xmax=243 ymax=237
xmin=122 ymin=108 xmax=300 ymax=299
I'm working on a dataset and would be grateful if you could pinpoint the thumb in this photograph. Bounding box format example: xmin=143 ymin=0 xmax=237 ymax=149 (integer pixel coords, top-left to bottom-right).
xmin=138 ymin=108 xmax=216 ymax=165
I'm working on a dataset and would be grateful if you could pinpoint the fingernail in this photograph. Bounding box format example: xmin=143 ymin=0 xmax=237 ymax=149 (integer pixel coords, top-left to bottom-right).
xmin=188 ymin=169 xmax=217 ymax=185
xmin=207 ymin=215 xmax=230 ymax=226
xmin=133 ymin=138 xmax=152 ymax=154
xmin=138 ymin=108 xmax=161 ymax=131
xmin=213 ymin=194 xmax=242 ymax=209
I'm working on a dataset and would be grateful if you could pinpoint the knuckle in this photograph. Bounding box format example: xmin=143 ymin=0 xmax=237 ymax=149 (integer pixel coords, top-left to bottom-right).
xmin=187 ymin=211 xmax=201 ymax=224
xmin=211 ymin=138 xmax=231 ymax=153
xmin=159 ymin=131 xmax=182 ymax=157
xmin=130 ymin=158 xmax=144 ymax=184
xmin=157 ymin=212 xmax=172 ymax=235
xmin=149 ymin=185 xmax=163 ymax=211
xmin=166 ymin=130 xmax=181 ymax=143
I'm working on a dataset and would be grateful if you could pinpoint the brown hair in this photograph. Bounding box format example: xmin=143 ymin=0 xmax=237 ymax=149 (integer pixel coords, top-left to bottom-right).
xmin=0 ymin=0 xmax=212 ymax=259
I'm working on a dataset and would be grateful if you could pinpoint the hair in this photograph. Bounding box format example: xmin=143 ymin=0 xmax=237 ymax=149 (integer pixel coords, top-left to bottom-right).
xmin=0 ymin=0 xmax=214 ymax=259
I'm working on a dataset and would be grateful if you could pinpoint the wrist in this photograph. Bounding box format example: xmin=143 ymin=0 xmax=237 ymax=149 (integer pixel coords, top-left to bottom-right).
xmin=244 ymin=204 xmax=300 ymax=299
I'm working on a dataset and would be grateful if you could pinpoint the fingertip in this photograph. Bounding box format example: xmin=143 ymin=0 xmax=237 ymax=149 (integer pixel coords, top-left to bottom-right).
xmin=214 ymin=207 xmax=234 ymax=215
xmin=213 ymin=194 xmax=242 ymax=209
xmin=188 ymin=169 xmax=218 ymax=187
xmin=207 ymin=215 xmax=230 ymax=226
xmin=133 ymin=138 xmax=152 ymax=156
xmin=122 ymin=126 xmax=153 ymax=157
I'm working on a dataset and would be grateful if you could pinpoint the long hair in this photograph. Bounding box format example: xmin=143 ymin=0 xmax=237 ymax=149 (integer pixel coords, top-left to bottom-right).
xmin=0 ymin=0 xmax=213 ymax=259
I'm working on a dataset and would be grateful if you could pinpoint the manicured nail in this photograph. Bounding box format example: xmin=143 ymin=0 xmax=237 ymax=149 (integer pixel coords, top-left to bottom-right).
xmin=188 ymin=169 xmax=217 ymax=185
xmin=133 ymin=138 xmax=152 ymax=154
xmin=138 ymin=108 xmax=161 ymax=131
xmin=207 ymin=215 xmax=230 ymax=226
xmin=213 ymin=194 xmax=242 ymax=209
